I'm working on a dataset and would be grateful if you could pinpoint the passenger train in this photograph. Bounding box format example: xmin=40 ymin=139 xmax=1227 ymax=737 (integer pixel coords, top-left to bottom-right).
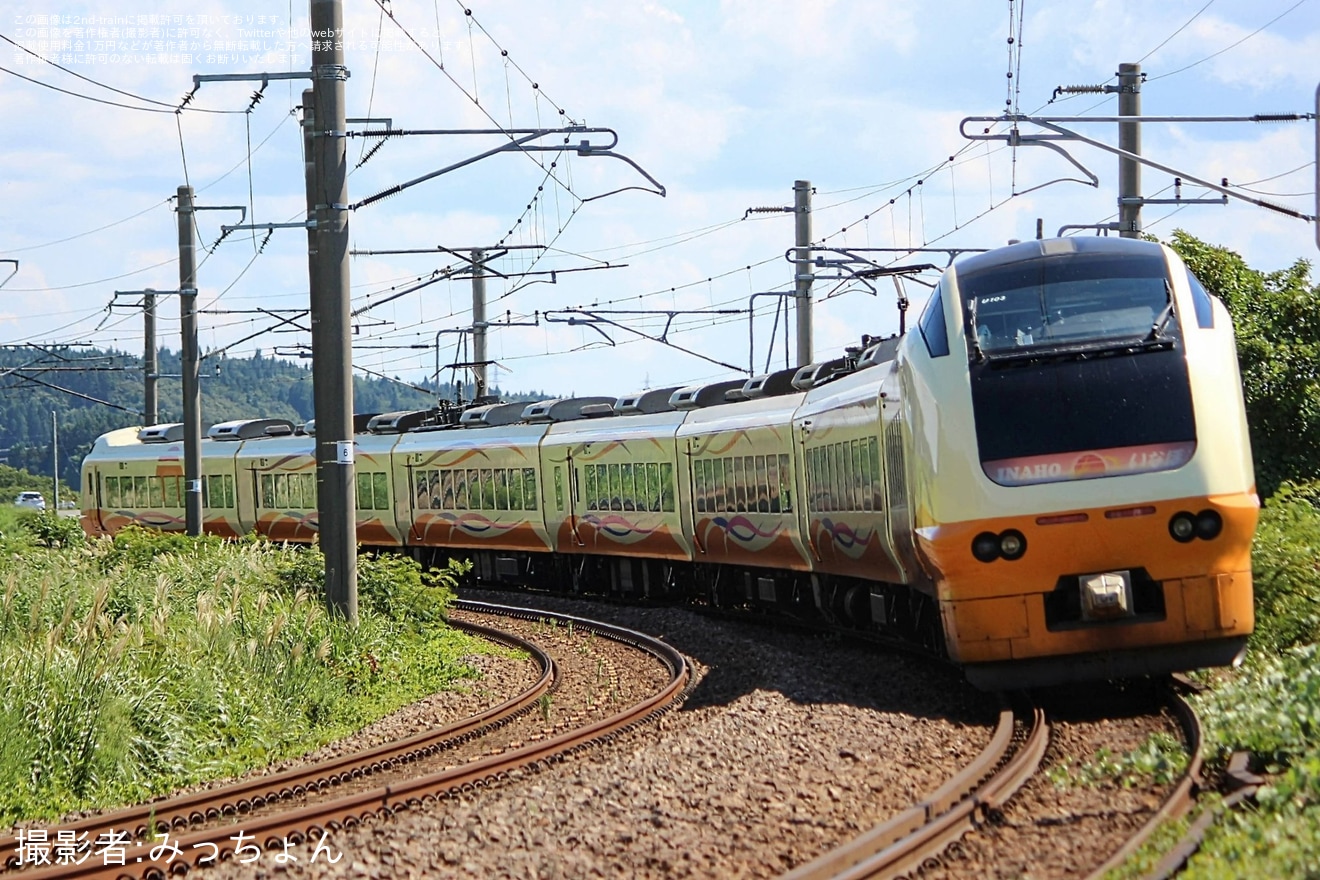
xmin=81 ymin=237 xmax=1257 ymax=689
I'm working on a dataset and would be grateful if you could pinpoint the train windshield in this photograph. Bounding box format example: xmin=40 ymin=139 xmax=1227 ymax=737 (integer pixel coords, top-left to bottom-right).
xmin=959 ymin=251 xmax=1172 ymax=357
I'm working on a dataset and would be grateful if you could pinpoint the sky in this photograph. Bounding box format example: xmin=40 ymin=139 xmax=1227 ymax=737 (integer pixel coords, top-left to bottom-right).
xmin=1 ymin=0 xmax=1317 ymax=415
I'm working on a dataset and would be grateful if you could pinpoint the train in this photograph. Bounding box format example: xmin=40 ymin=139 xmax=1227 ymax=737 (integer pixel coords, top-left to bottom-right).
xmin=80 ymin=236 xmax=1257 ymax=689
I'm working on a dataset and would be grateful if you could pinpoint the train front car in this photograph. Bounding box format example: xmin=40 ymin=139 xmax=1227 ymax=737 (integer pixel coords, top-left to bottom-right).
xmin=904 ymin=237 xmax=1256 ymax=689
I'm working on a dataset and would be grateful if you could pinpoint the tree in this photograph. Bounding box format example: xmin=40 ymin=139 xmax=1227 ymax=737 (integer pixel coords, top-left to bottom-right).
xmin=1168 ymin=230 xmax=1320 ymax=497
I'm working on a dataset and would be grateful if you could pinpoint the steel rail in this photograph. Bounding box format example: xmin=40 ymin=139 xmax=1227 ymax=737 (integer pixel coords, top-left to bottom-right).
xmin=1 ymin=617 xmax=555 ymax=871
xmin=782 ymin=699 xmax=1049 ymax=880
xmin=1082 ymin=684 xmax=1206 ymax=880
xmin=13 ymin=602 xmax=692 ymax=880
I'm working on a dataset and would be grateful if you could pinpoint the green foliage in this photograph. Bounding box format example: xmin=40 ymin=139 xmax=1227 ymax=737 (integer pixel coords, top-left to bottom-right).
xmin=357 ymin=553 xmax=469 ymax=630
xmin=1247 ymin=484 xmax=1320 ymax=652
xmin=1048 ymin=732 xmax=1187 ymax=790
xmin=21 ymin=512 xmax=88 ymax=549
xmin=0 ymin=538 xmax=478 ymax=825
xmin=1168 ymin=231 xmax=1320 ymax=497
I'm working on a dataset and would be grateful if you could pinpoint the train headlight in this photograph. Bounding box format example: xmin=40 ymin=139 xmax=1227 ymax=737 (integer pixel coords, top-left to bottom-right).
xmin=998 ymin=530 xmax=1027 ymax=561
xmin=1169 ymin=512 xmax=1196 ymax=543
xmin=1195 ymin=509 xmax=1223 ymax=540
xmin=972 ymin=532 xmax=1000 ymax=562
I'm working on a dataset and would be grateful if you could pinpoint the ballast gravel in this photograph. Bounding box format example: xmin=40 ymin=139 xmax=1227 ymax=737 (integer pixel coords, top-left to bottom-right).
xmin=211 ymin=591 xmax=994 ymax=879
xmin=205 ymin=593 xmax=1181 ymax=879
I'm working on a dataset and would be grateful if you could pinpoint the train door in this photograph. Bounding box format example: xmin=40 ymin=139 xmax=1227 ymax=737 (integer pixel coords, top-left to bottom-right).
xmin=796 ymin=420 xmax=822 ymax=562
xmin=564 ymin=447 xmax=584 ymax=546
xmin=85 ymin=467 xmax=105 ymax=533
xmin=685 ymin=438 xmax=706 ymax=555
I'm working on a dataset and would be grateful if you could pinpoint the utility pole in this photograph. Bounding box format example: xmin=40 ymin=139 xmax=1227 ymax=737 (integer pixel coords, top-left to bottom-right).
xmin=310 ymin=0 xmax=357 ymax=621
xmin=793 ymin=180 xmax=813 ymax=367
xmin=1117 ymin=62 xmax=1142 ymax=238
xmin=177 ymin=185 xmax=203 ymax=536
xmin=471 ymin=249 xmax=488 ymax=400
xmin=51 ymin=411 xmax=57 ymax=508
xmin=143 ymin=289 xmax=158 ymax=426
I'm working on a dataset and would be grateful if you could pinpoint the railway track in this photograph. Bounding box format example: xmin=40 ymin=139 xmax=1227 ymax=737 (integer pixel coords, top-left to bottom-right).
xmin=4 ymin=601 xmax=693 ymax=880
xmin=785 ymin=683 xmax=1212 ymax=880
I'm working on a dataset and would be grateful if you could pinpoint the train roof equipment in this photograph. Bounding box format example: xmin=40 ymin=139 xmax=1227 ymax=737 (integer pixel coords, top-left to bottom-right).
xmin=366 ymin=410 xmax=432 ymax=434
xmin=304 ymin=413 xmax=380 ymax=436
xmin=521 ymin=397 xmax=616 ymax=423
xmin=138 ymin=423 xmax=186 ymax=443
xmin=616 ymin=387 xmax=681 ymax=415
xmin=791 ymin=358 xmax=850 ymax=391
xmin=207 ymin=418 xmax=296 ymax=441
xmin=855 ymin=336 xmax=901 ymax=371
xmin=669 ymin=379 xmax=746 ymax=410
xmin=740 ymin=367 xmax=799 ymax=400
xmin=459 ymin=402 xmax=528 ymax=428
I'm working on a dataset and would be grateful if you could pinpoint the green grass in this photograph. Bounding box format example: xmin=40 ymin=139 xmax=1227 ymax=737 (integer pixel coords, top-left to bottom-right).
xmin=1105 ymin=487 xmax=1320 ymax=878
xmin=0 ymin=522 xmax=486 ymax=826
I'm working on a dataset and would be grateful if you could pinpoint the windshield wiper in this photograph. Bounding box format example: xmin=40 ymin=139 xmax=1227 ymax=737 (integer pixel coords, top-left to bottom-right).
xmin=1147 ymin=281 xmax=1175 ymax=341
xmin=1148 ymin=301 xmax=1174 ymax=341
xmin=967 ymin=297 xmax=986 ymax=363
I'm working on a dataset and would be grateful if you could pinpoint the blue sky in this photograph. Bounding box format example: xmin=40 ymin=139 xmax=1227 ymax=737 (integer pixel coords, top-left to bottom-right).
xmin=1 ymin=0 xmax=1317 ymax=407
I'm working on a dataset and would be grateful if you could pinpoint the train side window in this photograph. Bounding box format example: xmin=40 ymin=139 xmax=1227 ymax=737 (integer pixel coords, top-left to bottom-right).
xmin=467 ymin=470 xmax=480 ymax=510
xmin=619 ymin=462 xmax=635 ymax=511
xmin=918 ymin=282 xmax=951 ymax=358
xmin=476 ymin=469 xmax=492 ymax=510
xmin=585 ymin=465 xmax=598 ymax=511
xmin=523 ymin=469 xmax=538 ymax=511
xmin=1186 ymin=269 xmax=1215 ymax=329
xmin=832 ymin=444 xmax=846 ymax=512
xmin=508 ymin=469 xmax=523 ymax=511
xmin=106 ymin=476 xmax=121 ymax=508
xmin=859 ymin=441 xmax=873 ymax=512
xmin=659 ymin=462 xmax=674 ymax=512
xmin=694 ymin=459 xmax=707 ymax=513
xmin=779 ymin=454 xmax=792 ymax=512
xmin=201 ymin=475 xmax=211 ymax=508
xmin=372 ymin=473 xmax=389 ymax=510
xmin=494 ymin=469 xmax=509 ymax=511
xmin=767 ymin=455 xmax=781 ymax=514
xmin=554 ymin=466 xmax=564 ymax=511
xmin=645 ymin=462 xmax=657 ymax=512
xmin=455 ymin=471 xmax=469 ymax=510
xmin=414 ymin=471 xmax=429 ymax=510
xmin=869 ymin=437 xmax=883 ymax=511
xmin=439 ymin=470 xmax=454 ymax=509
xmin=607 ymin=463 xmax=622 ymax=512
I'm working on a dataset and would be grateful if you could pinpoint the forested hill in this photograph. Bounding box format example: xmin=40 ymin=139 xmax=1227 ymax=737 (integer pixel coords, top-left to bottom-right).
xmin=0 ymin=347 xmax=541 ymax=482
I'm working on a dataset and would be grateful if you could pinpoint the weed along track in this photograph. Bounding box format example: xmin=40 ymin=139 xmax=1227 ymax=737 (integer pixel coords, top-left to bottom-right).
xmin=4 ymin=602 xmax=691 ymax=880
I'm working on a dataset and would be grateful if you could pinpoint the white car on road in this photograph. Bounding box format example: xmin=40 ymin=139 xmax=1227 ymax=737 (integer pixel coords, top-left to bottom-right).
xmin=15 ymin=492 xmax=46 ymax=511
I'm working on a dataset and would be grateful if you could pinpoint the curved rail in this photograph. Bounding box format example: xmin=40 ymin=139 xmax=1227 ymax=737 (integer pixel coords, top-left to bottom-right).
xmin=1 ymin=617 xmax=556 ymax=872
xmin=1082 ymin=684 xmax=1206 ymax=880
xmin=782 ymin=698 xmax=1049 ymax=880
xmin=12 ymin=602 xmax=692 ymax=880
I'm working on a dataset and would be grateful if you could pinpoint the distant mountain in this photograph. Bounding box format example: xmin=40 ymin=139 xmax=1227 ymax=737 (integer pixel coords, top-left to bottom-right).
xmin=0 ymin=347 xmax=546 ymax=482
